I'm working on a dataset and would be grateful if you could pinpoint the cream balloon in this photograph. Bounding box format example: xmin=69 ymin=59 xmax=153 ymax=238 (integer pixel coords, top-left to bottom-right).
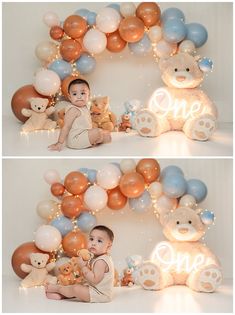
xmin=148 ymin=25 xmax=162 ymax=43
xmin=34 ymin=69 xmax=61 ymax=96
xmin=96 ymin=7 xmax=121 ymax=33
xmin=97 ymin=164 xmax=121 ymax=189
xmin=148 ymin=182 xmax=162 ymax=199
xmin=154 ymin=39 xmax=177 ymax=58
xmin=179 ymin=194 xmax=197 ymax=208
xmin=35 ymin=41 xmax=58 ymax=63
xmin=120 ymin=159 xmax=136 ymax=174
xmin=83 ymin=29 xmax=107 ymax=54
xmin=155 ymin=194 xmax=177 ymax=218
xmin=36 ymin=200 xmax=59 ymax=220
xmin=43 ymin=12 xmax=60 ymax=27
xmin=120 ymin=3 xmax=136 ymax=17
xmin=35 ymin=225 xmax=62 ymax=252
xmin=43 ymin=169 xmax=61 ymax=185
xmin=84 ymin=185 xmax=108 ymax=211
xmin=179 ymin=40 xmax=196 ymax=55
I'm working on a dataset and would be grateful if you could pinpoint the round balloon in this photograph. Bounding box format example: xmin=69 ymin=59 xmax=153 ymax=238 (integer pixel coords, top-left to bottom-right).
xmin=83 ymin=29 xmax=107 ymax=54
xmin=36 ymin=200 xmax=59 ymax=220
xmin=74 ymin=8 xmax=90 ymax=20
xmin=87 ymin=11 xmax=97 ymax=26
xmin=35 ymin=225 xmax=62 ymax=252
xmin=35 ymin=41 xmax=58 ymax=63
xmin=120 ymin=3 xmax=136 ymax=17
xmin=136 ymin=159 xmax=160 ymax=183
xmin=155 ymin=194 xmax=178 ymax=216
xmin=61 ymin=195 xmax=83 ymax=219
xmin=120 ymin=159 xmax=136 ymax=174
xmin=76 ymin=212 xmax=97 ymax=233
xmin=84 ymin=185 xmax=108 ymax=211
xmin=106 ymin=30 xmax=127 ymax=53
xmin=119 ymin=16 xmax=145 ymax=43
xmin=198 ymin=58 xmax=213 ymax=73
xmin=63 ymin=15 xmax=87 ymax=39
xmin=43 ymin=12 xmax=60 ymax=27
xmin=136 ymin=2 xmax=161 ymax=27
xmin=148 ymin=25 xmax=162 ymax=43
xmin=154 ymin=39 xmax=177 ymax=58
xmin=162 ymin=174 xmax=187 ymax=198
xmin=163 ymin=19 xmax=187 ymax=44
xmin=186 ymin=23 xmax=208 ymax=48
xmin=129 ymin=190 xmax=152 ymax=213
xmin=64 ymin=171 xmax=88 ymax=195
xmin=160 ymin=165 xmax=184 ymax=180
xmin=186 ymin=179 xmax=207 ymax=203
xmin=179 ymin=40 xmax=195 ymax=55
xmin=148 ymin=181 xmax=162 ymax=199
xmin=62 ymin=230 xmax=87 ymax=257
xmin=97 ymin=163 xmax=121 ymax=189
xmin=48 ymin=59 xmax=72 ymax=80
xmin=34 ymin=69 xmax=61 ymax=96
xmin=119 ymin=172 xmax=145 ymax=198
xmin=50 ymin=25 xmax=64 ymax=40
xmin=161 ymin=8 xmax=185 ymax=23
xmin=96 ymin=7 xmax=121 ymax=33
xmin=51 ymin=182 xmax=65 ymax=197
xmin=51 ymin=216 xmax=74 ymax=236
xmin=75 ymin=53 xmax=96 ymax=74
xmin=179 ymin=194 xmax=197 ymax=208
xmin=128 ymin=33 xmax=152 ymax=56
xmin=44 ymin=169 xmax=61 ymax=185
xmin=107 ymin=186 xmax=127 ymax=210
xmin=60 ymin=39 xmax=83 ymax=62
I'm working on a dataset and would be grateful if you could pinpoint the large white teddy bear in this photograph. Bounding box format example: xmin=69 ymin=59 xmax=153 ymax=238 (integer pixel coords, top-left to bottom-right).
xmin=136 ymin=53 xmax=217 ymax=141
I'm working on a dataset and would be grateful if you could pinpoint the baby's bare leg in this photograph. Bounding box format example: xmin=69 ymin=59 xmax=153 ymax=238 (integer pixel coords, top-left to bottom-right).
xmin=88 ymin=128 xmax=111 ymax=145
xmin=46 ymin=284 xmax=90 ymax=302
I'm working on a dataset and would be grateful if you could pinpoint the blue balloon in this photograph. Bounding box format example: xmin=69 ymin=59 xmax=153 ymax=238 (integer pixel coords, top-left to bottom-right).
xmin=128 ymin=34 xmax=152 ymax=56
xmin=163 ymin=19 xmax=187 ymax=44
xmin=198 ymin=58 xmax=213 ymax=73
xmin=186 ymin=179 xmax=207 ymax=203
xmin=75 ymin=53 xmax=96 ymax=74
xmin=51 ymin=216 xmax=73 ymax=236
xmin=87 ymin=11 xmax=97 ymax=26
xmin=200 ymin=210 xmax=214 ymax=225
xmin=162 ymin=174 xmax=187 ymax=198
xmin=79 ymin=167 xmax=89 ymax=175
xmin=161 ymin=165 xmax=184 ymax=180
xmin=87 ymin=169 xmax=97 ymax=184
xmin=107 ymin=3 xmax=121 ymax=13
xmin=186 ymin=23 xmax=208 ymax=48
xmin=48 ymin=60 xmax=72 ymax=80
xmin=129 ymin=190 xmax=152 ymax=213
xmin=74 ymin=8 xmax=90 ymax=20
xmin=76 ymin=212 xmax=97 ymax=233
xmin=161 ymin=8 xmax=185 ymax=23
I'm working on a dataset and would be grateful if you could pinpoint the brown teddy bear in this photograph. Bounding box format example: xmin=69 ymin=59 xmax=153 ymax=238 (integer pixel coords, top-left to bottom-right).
xmin=119 ymin=113 xmax=132 ymax=132
xmin=57 ymin=261 xmax=75 ymax=286
xmin=121 ymin=268 xmax=134 ymax=287
xmin=90 ymin=96 xmax=117 ymax=132
xmin=70 ymin=249 xmax=94 ymax=284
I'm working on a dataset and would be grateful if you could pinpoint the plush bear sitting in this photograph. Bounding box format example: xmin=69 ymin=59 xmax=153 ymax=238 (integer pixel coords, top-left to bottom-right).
xmin=20 ymin=253 xmax=57 ymax=288
xmin=90 ymin=96 xmax=117 ymax=132
xmin=137 ymin=206 xmax=222 ymax=293
xmin=121 ymin=268 xmax=134 ymax=287
xmin=118 ymin=113 xmax=132 ymax=132
xmin=135 ymin=53 xmax=217 ymax=141
xmin=21 ymin=97 xmax=56 ymax=132
xmin=57 ymin=261 xmax=76 ymax=286
xmin=70 ymin=249 xmax=94 ymax=284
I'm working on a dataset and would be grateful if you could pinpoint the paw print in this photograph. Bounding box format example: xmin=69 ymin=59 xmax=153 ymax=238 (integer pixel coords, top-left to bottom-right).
xmin=191 ymin=115 xmax=216 ymax=141
xmin=198 ymin=266 xmax=222 ymax=292
xmin=135 ymin=110 xmax=159 ymax=137
xmin=137 ymin=262 xmax=161 ymax=290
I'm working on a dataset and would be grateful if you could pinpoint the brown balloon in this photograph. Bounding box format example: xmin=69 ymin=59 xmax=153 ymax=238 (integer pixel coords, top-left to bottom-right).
xmin=107 ymin=187 xmax=127 ymax=210
xmin=64 ymin=171 xmax=88 ymax=195
xmin=51 ymin=182 xmax=65 ymax=197
xmin=136 ymin=159 xmax=160 ymax=184
xmin=50 ymin=25 xmax=64 ymax=40
xmin=119 ymin=16 xmax=145 ymax=43
xmin=63 ymin=15 xmax=87 ymax=39
xmin=136 ymin=2 xmax=161 ymax=27
xmin=60 ymin=39 xmax=82 ymax=62
xmin=62 ymin=231 xmax=87 ymax=257
xmin=119 ymin=172 xmax=145 ymax=198
xmin=106 ymin=30 xmax=127 ymax=53
xmin=11 ymin=85 xmax=52 ymax=122
xmin=61 ymin=195 xmax=83 ymax=218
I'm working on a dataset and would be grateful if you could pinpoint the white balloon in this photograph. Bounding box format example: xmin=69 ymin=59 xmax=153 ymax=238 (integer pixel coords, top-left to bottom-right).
xmin=148 ymin=25 xmax=162 ymax=43
xmin=97 ymin=164 xmax=121 ymax=189
xmin=35 ymin=225 xmax=62 ymax=252
xmin=43 ymin=12 xmax=60 ymax=28
xmin=148 ymin=182 xmax=162 ymax=199
xmin=34 ymin=69 xmax=61 ymax=96
xmin=44 ymin=169 xmax=61 ymax=185
xmin=154 ymin=39 xmax=177 ymax=58
xmin=156 ymin=195 xmax=177 ymax=215
xmin=179 ymin=194 xmax=196 ymax=208
xmin=36 ymin=200 xmax=59 ymax=220
xmin=120 ymin=3 xmax=136 ymax=17
xmin=84 ymin=185 xmax=108 ymax=211
xmin=83 ymin=29 xmax=107 ymax=55
xmin=120 ymin=159 xmax=136 ymax=174
xmin=179 ymin=40 xmax=195 ymax=55
xmin=96 ymin=7 xmax=121 ymax=33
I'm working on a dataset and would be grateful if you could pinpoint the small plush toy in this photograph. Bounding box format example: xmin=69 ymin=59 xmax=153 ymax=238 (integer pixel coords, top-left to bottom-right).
xmin=20 ymin=253 xmax=57 ymax=288
xmin=90 ymin=96 xmax=117 ymax=132
xmin=137 ymin=206 xmax=222 ymax=293
xmin=118 ymin=113 xmax=132 ymax=132
xmin=70 ymin=249 xmax=94 ymax=284
xmin=21 ymin=97 xmax=56 ymax=132
xmin=124 ymin=99 xmax=142 ymax=129
xmin=77 ymin=249 xmax=94 ymax=261
xmin=121 ymin=268 xmax=134 ymax=287
xmin=57 ymin=261 xmax=76 ymax=286
xmin=53 ymin=100 xmax=70 ymax=128
xmin=114 ymin=269 xmax=120 ymax=287
xmin=135 ymin=53 xmax=217 ymax=141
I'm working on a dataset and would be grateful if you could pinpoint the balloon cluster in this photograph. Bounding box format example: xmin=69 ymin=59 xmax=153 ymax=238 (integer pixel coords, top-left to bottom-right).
xmin=11 ymin=158 xmax=213 ymax=279
xmin=11 ymin=2 xmax=209 ymax=122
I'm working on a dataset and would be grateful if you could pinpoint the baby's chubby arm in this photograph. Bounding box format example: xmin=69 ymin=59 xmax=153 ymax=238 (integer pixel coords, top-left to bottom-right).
xmin=82 ymin=260 xmax=108 ymax=285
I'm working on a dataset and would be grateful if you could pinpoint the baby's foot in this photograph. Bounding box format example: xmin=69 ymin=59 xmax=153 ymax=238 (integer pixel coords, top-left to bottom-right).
xmin=45 ymin=284 xmax=61 ymax=293
xmin=46 ymin=292 xmax=64 ymax=300
xmin=102 ymin=131 xmax=112 ymax=143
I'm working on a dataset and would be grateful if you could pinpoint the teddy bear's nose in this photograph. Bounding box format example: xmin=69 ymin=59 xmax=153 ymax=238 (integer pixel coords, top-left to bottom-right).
xmin=176 ymin=76 xmax=186 ymax=82
xmin=38 ymin=262 xmax=41 ymax=265
xmin=179 ymin=228 xmax=188 ymax=234
xmin=38 ymin=107 xmax=41 ymax=110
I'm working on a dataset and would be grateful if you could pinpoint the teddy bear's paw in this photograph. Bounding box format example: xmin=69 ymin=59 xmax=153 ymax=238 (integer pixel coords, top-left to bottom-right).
xmin=191 ymin=116 xmax=216 ymax=141
xmin=135 ymin=110 xmax=160 ymax=137
xmin=137 ymin=262 xmax=161 ymax=290
xmin=198 ymin=265 xmax=222 ymax=292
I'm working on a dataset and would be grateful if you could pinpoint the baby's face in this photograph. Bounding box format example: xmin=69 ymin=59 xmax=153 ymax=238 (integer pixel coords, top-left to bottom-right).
xmin=68 ymin=83 xmax=90 ymax=107
xmin=88 ymin=229 xmax=112 ymax=256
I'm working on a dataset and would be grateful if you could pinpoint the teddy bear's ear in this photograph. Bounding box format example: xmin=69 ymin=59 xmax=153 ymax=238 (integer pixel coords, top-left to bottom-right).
xmin=159 ymin=58 xmax=169 ymax=72
xmin=29 ymin=97 xmax=35 ymax=103
xmin=44 ymin=253 xmax=49 ymax=261
xmin=195 ymin=207 xmax=203 ymax=214
xmin=42 ymin=98 xmax=49 ymax=106
xmin=194 ymin=55 xmax=201 ymax=62
xmin=29 ymin=253 xmax=35 ymax=259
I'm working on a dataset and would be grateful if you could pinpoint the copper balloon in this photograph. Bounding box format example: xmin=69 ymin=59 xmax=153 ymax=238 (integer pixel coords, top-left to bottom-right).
xmin=136 ymin=159 xmax=160 ymax=183
xmin=60 ymin=39 xmax=82 ymax=62
xmin=61 ymin=195 xmax=83 ymax=218
xmin=63 ymin=15 xmax=87 ymax=39
xmin=119 ymin=16 xmax=145 ymax=43
xmin=64 ymin=171 xmax=88 ymax=195
xmin=136 ymin=2 xmax=161 ymax=27
xmin=106 ymin=30 xmax=127 ymax=53
xmin=51 ymin=182 xmax=65 ymax=197
xmin=62 ymin=231 xmax=87 ymax=257
xmin=119 ymin=172 xmax=145 ymax=198
xmin=107 ymin=187 xmax=127 ymax=210
xmin=11 ymin=85 xmax=52 ymax=122
xmin=50 ymin=25 xmax=64 ymax=40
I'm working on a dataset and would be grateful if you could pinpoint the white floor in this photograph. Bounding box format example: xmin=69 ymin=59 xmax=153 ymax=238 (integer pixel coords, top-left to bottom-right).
xmin=3 ymin=116 xmax=233 ymax=157
xmin=2 ymin=275 xmax=233 ymax=313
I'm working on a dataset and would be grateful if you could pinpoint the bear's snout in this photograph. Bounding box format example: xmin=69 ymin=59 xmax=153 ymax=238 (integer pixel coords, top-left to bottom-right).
xmin=178 ymin=228 xmax=189 ymax=234
xmin=176 ymin=76 xmax=186 ymax=82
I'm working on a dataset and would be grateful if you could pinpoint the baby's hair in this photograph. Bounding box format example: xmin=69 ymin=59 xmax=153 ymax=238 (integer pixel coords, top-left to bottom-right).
xmin=91 ymin=225 xmax=114 ymax=242
xmin=68 ymin=78 xmax=90 ymax=93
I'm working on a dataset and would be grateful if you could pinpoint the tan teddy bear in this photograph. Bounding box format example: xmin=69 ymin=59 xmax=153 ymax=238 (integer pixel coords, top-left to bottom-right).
xmin=118 ymin=113 xmax=132 ymax=132
xmin=21 ymin=97 xmax=56 ymax=132
xmin=20 ymin=253 xmax=57 ymax=288
xmin=57 ymin=261 xmax=76 ymax=286
xmin=137 ymin=206 xmax=222 ymax=293
xmin=90 ymin=96 xmax=117 ymax=132
xmin=70 ymin=249 xmax=94 ymax=284
xmin=121 ymin=268 xmax=134 ymax=287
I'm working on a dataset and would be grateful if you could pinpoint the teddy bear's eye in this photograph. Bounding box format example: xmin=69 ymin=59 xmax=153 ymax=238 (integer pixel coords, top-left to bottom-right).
xmin=174 ymin=68 xmax=178 ymax=72
xmin=176 ymin=221 xmax=180 ymax=224
xmin=188 ymin=220 xmax=192 ymax=224
xmin=186 ymin=68 xmax=190 ymax=72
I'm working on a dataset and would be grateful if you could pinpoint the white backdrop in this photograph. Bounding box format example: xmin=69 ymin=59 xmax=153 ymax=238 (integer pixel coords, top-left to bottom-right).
xmin=2 ymin=2 xmax=233 ymax=122
xmin=3 ymin=158 xmax=233 ymax=279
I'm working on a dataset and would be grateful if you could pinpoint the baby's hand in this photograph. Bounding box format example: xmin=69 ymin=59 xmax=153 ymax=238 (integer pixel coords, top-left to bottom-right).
xmin=76 ymin=256 xmax=88 ymax=269
xmin=48 ymin=142 xmax=63 ymax=151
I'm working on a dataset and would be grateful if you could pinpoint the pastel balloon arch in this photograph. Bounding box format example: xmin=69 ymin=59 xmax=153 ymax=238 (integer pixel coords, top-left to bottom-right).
xmin=11 ymin=158 xmax=215 ymax=279
xmin=11 ymin=2 xmax=210 ymax=122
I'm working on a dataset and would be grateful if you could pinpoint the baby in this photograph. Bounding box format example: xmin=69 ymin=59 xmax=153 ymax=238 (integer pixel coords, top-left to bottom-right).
xmin=48 ymin=79 xmax=111 ymax=151
xmin=45 ymin=225 xmax=115 ymax=303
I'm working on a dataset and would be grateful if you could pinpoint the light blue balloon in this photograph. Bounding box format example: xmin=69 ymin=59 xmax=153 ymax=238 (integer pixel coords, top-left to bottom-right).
xmin=79 ymin=167 xmax=89 ymax=175
xmin=75 ymin=53 xmax=96 ymax=74
xmin=128 ymin=34 xmax=152 ymax=56
xmin=198 ymin=58 xmax=213 ymax=73
xmin=162 ymin=174 xmax=187 ymax=198
xmin=186 ymin=23 xmax=208 ymax=48
xmin=129 ymin=190 xmax=152 ymax=213
xmin=51 ymin=216 xmax=73 ymax=236
xmin=48 ymin=60 xmax=72 ymax=80
xmin=161 ymin=8 xmax=185 ymax=23
xmin=87 ymin=169 xmax=97 ymax=184
xmin=163 ymin=18 xmax=187 ymax=44
xmin=186 ymin=179 xmax=207 ymax=203
xmin=87 ymin=11 xmax=97 ymax=26
xmin=107 ymin=3 xmax=121 ymax=13
xmin=200 ymin=210 xmax=214 ymax=225
xmin=161 ymin=165 xmax=184 ymax=180
xmin=74 ymin=8 xmax=90 ymax=20
xmin=76 ymin=212 xmax=97 ymax=233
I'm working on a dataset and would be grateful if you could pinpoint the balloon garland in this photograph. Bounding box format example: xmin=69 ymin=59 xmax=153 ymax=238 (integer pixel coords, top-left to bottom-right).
xmin=11 ymin=158 xmax=215 ymax=279
xmin=11 ymin=2 xmax=210 ymax=122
